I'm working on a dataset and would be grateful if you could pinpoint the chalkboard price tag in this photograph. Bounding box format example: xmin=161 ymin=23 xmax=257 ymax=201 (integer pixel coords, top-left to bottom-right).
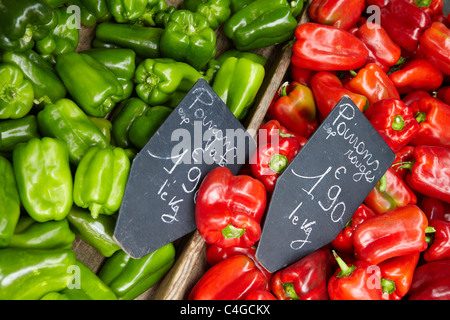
xmin=255 ymin=96 xmax=396 ymax=273
xmin=114 ymin=78 xmax=256 ymax=258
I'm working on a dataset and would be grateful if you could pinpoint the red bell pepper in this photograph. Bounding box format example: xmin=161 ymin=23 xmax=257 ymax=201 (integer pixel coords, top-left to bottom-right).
xmin=405 ymin=0 xmax=444 ymax=18
xmin=389 ymin=59 xmax=444 ymax=94
xmin=257 ymin=119 xmax=307 ymax=148
xmin=331 ymin=204 xmax=377 ymax=255
xmin=310 ymin=71 xmax=368 ymax=120
xmin=409 ymin=97 xmax=450 ymax=148
xmin=243 ymin=290 xmax=277 ymax=300
xmin=353 ymin=22 xmax=402 ymax=72
xmin=195 ymin=167 xmax=267 ymax=248
xmin=408 ymin=260 xmax=450 ymax=300
xmin=271 ymin=247 xmax=334 ymax=300
xmin=437 ymin=86 xmax=450 ymax=105
xmin=353 ymin=205 xmax=429 ymax=265
xmin=400 ymin=145 xmax=450 ymax=203
xmin=328 ymin=251 xmax=383 ymax=300
xmin=419 ymin=22 xmax=450 ymax=75
xmin=189 ymin=255 xmax=268 ymax=300
xmin=364 ymin=167 xmax=417 ymax=215
xmin=419 ymin=196 xmax=450 ymax=221
xmin=267 ymin=81 xmax=318 ymax=139
xmin=392 ymin=146 xmax=415 ymax=179
xmin=291 ymin=23 xmax=369 ymax=71
xmin=424 ymin=219 xmax=450 ymax=261
xmin=402 ymin=89 xmax=431 ymax=107
xmin=250 ymin=132 xmax=301 ymax=194
xmin=344 ymin=63 xmax=400 ymax=106
xmin=366 ymin=0 xmax=390 ymax=7
xmin=308 ymin=0 xmax=365 ymax=30
xmin=378 ymin=252 xmax=420 ymax=300
xmin=380 ymin=0 xmax=432 ymax=52
xmin=364 ymin=98 xmax=419 ymax=153
xmin=290 ymin=65 xmax=315 ymax=87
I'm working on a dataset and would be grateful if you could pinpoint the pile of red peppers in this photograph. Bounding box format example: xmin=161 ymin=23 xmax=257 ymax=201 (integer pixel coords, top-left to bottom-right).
xmin=189 ymin=0 xmax=450 ymax=300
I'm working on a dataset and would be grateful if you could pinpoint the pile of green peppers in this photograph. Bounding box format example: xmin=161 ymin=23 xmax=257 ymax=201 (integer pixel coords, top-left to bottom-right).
xmin=0 ymin=0 xmax=305 ymax=300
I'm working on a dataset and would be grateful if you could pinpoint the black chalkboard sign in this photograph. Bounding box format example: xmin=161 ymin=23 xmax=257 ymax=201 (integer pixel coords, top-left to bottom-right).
xmin=114 ymin=78 xmax=256 ymax=258
xmin=255 ymin=96 xmax=396 ymax=273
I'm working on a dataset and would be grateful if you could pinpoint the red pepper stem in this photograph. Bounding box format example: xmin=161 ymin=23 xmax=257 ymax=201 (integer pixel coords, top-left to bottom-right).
xmin=392 ymin=161 xmax=414 ymax=172
xmin=222 ymin=223 xmax=246 ymax=239
xmin=279 ymin=82 xmax=289 ymax=97
xmin=415 ymin=0 xmax=431 ymax=7
xmin=333 ymin=250 xmax=357 ymax=278
xmin=392 ymin=115 xmax=405 ymax=131
xmin=377 ymin=174 xmax=387 ymax=192
xmin=282 ymin=282 xmax=300 ymax=300
xmin=269 ymin=154 xmax=289 ymax=174
xmin=381 ymin=278 xmax=397 ymax=295
xmin=279 ymin=130 xmax=294 ymax=138
xmin=415 ymin=112 xmax=427 ymax=124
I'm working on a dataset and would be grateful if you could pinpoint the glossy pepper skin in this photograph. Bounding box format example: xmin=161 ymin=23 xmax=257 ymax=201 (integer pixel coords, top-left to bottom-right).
xmin=250 ymin=132 xmax=301 ymax=194
xmin=189 ymin=255 xmax=269 ymax=300
xmin=8 ymin=216 xmax=75 ymax=250
xmin=0 ymin=115 xmax=40 ymax=153
xmin=401 ymin=146 xmax=450 ymax=203
xmin=353 ymin=205 xmax=429 ymax=265
xmin=409 ymin=260 xmax=450 ymax=300
xmin=424 ymin=219 xmax=450 ymax=261
xmin=308 ymin=0 xmax=365 ymax=30
xmin=419 ymin=196 xmax=450 ymax=221
xmin=328 ymin=251 xmax=383 ymax=300
xmin=364 ymin=98 xmax=419 ymax=153
xmin=380 ymin=0 xmax=431 ymax=52
xmin=212 ymin=57 xmax=265 ymax=120
xmin=195 ymin=167 xmax=267 ymax=248
xmin=37 ymin=99 xmax=110 ymax=166
xmin=344 ymin=63 xmax=400 ymax=106
xmin=56 ymin=52 xmax=123 ymax=117
xmin=257 ymin=119 xmax=307 ymax=147
xmin=183 ymin=0 xmax=232 ymax=30
xmin=108 ymin=0 xmax=148 ymax=23
xmin=292 ymin=23 xmax=368 ymax=71
xmin=267 ymin=81 xmax=318 ymax=139
xmin=331 ymin=204 xmax=376 ymax=255
xmin=2 ymin=50 xmax=67 ymax=107
xmin=310 ymin=72 xmax=368 ymax=120
xmin=271 ymin=247 xmax=334 ymax=300
xmin=409 ymin=97 xmax=450 ymax=148
xmin=0 ymin=156 xmax=21 ymax=248
xmin=0 ymin=248 xmax=77 ymax=300
xmin=419 ymin=22 xmax=450 ymax=75
xmin=67 ymin=206 xmax=120 ymax=257
xmin=13 ymin=137 xmax=73 ymax=222
xmin=66 ymin=0 xmax=111 ymax=27
xmin=160 ymin=10 xmax=216 ymax=70
xmin=364 ymin=167 xmax=417 ymax=215
xmin=73 ymin=146 xmax=130 ymax=219
xmin=99 ymin=243 xmax=175 ymax=300
xmin=0 ymin=63 xmax=34 ymax=119
xmin=0 ymin=0 xmax=58 ymax=52
xmin=35 ymin=7 xmax=80 ymax=64
xmin=224 ymin=0 xmax=298 ymax=51
xmin=389 ymin=59 xmax=443 ymax=94
xmin=378 ymin=252 xmax=420 ymax=300
xmin=134 ymin=58 xmax=205 ymax=107
xmin=133 ymin=0 xmax=168 ymax=27
xmin=94 ymin=22 xmax=163 ymax=59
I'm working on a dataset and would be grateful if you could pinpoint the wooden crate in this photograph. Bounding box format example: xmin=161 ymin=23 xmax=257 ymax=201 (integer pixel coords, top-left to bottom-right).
xmin=72 ymin=0 xmax=311 ymax=300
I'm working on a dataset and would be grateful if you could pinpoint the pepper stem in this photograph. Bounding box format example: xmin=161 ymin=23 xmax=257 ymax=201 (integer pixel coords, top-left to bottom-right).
xmin=415 ymin=112 xmax=427 ymax=123
xmin=269 ymin=154 xmax=289 ymax=174
xmin=415 ymin=0 xmax=431 ymax=7
xmin=282 ymin=282 xmax=300 ymax=300
xmin=222 ymin=223 xmax=245 ymax=239
xmin=333 ymin=250 xmax=357 ymax=278
xmin=90 ymin=203 xmax=102 ymax=219
xmin=392 ymin=115 xmax=405 ymax=131
xmin=392 ymin=161 xmax=414 ymax=172
xmin=279 ymin=82 xmax=289 ymax=97
xmin=381 ymin=278 xmax=396 ymax=295
xmin=377 ymin=174 xmax=387 ymax=192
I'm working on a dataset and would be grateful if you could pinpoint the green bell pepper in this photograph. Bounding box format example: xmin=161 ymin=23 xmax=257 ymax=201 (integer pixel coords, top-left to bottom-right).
xmin=35 ymin=7 xmax=80 ymax=64
xmin=212 ymin=57 xmax=265 ymax=120
xmin=0 ymin=248 xmax=77 ymax=300
xmin=8 ymin=216 xmax=76 ymax=250
xmin=88 ymin=116 xmax=113 ymax=143
xmin=128 ymin=105 xmax=172 ymax=149
xmin=160 ymin=10 xmax=216 ymax=70
xmin=183 ymin=0 xmax=231 ymax=30
xmin=73 ymin=146 xmax=130 ymax=219
xmin=83 ymin=48 xmax=136 ymax=103
xmin=108 ymin=0 xmax=149 ymax=23
xmin=66 ymin=0 xmax=112 ymax=27
xmin=67 ymin=205 xmax=120 ymax=257
xmin=13 ymin=137 xmax=73 ymax=222
xmin=0 ymin=63 xmax=34 ymax=119
xmin=134 ymin=0 xmax=168 ymax=27
xmin=0 ymin=156 xmax=21 ymax=248
xmin=134 ymin=58 xmax=204 ymax=107
xmin=154 ymin=5 xmax=177 ymax=28
xmin=37 ymin=98 xmax=110 ymax=166
xmin=0 ymin=0 xmax=59 ymax=52
xmin=94 ymin=22 xmax=163 ymax=59
xmin=224 ymin=0 xmax=298 ymax=51
xmin=0 ymin=115 xmax=41 ymax=153
xmin=98 ymin=243 xmax=175 ymax=300
xmin=216 ymin=49 xmax=267 ymax=66
xmin=41 ymin=0 xmax=68 ymax=8
xmin=55 ymin=52 xmax=123 ymax=117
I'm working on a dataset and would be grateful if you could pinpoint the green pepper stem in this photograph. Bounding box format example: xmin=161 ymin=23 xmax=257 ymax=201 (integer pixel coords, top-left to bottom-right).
xmin=415 ymin=112 xmax=427 ymax=124
xmin=278 ymin=130 xmax=294 ymax=138
xmin=377 ymin=174 xmax=387 ymax=192
xmin=269 ymin=154 xmax=289 ymax=174
xmin=222 ymin=223 xmax=245 ymax=239
xmin=381 ymin=278 xmax=396 ymax=295
xmin=279 ymin=82 xmax=289 ymax=97
xmin=392 ymin=115 xmax=405 ymax=131
xmin=90 ymin=203 xmax=102 ymax=219
xmin=282 ymin=282 xmax=300 ymax=300
xmin=333 ymin=250 xmax=357 ymax=278
xmin=415 ymin=0 xmax=431 ymax=7
xmin=392 ymin=161 xmax=414 ymax=172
